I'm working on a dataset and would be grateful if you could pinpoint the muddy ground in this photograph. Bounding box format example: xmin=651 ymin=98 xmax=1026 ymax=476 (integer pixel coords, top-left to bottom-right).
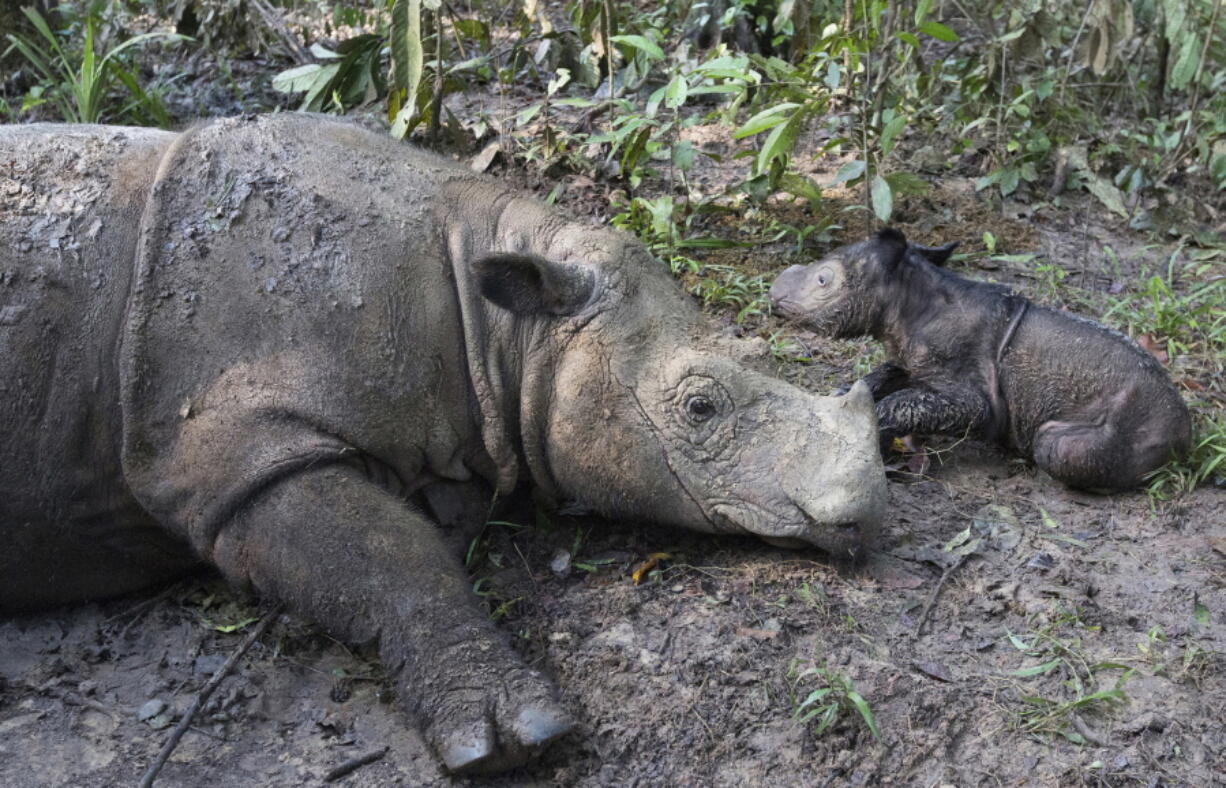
xmin=3 ymin=28 xmax=1226 ymax=788
xmin=3 ymin=461 xmax=1223 ymax=787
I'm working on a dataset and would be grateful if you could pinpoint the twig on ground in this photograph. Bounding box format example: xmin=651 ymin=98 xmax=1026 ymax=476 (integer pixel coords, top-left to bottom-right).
xmin=914 ymin=555 xmax=968 ymax=636
xmin=323 ymin=746 xmax=390 ymax=783
xmin=138 ymin=604 xmax=283 ymax=788
xmin=105 ymin=582 xmax=181 ymax=638
xmin=1070 ymin=712 xmax=1109 ymax=746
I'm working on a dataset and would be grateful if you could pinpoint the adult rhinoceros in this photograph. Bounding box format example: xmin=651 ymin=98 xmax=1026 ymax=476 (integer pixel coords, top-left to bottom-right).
xmin=0 ymin=115 xmax=885 ymax=773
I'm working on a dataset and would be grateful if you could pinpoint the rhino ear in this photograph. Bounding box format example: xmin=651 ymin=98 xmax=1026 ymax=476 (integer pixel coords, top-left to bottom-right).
xmin=474 ymin=253 xmax=596 ymax=316
xmin=912 ymin=240 xmax=959 ymax=267
xmin=876 ymin=227 xmax=907 ymax=272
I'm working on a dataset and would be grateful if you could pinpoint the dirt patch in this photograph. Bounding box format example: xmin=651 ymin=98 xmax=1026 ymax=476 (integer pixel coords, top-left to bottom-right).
xmin=3 ymin=459 xmax=1223 ymax=787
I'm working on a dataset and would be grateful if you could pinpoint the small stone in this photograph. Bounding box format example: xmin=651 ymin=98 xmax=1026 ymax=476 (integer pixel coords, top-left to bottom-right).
xmin=549 ymin=549 xmax=571 ymax=577
xmin=137 ymin=699 xmax=166 ymax=722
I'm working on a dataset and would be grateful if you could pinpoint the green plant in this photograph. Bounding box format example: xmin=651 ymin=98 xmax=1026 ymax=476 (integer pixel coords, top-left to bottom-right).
xmin=791 ymin=664 xmax=881 ymax=741
xmin=689 ymin=265 xmax=770 ymax=322
xmin=1146 ymin=409 xmax=1226 ymax=500
xmin=1101 ymin=248 xmax=1226 ymax=360
xmin=5 ymin=6 xmax=181 ymax=126
xmin=272 ymin=33 xmax=386 ymax=113
xmin=767 ymin=331 xmax=812 ymax=363
xmin=1004 ymin=608 xmax=1133 ymax=743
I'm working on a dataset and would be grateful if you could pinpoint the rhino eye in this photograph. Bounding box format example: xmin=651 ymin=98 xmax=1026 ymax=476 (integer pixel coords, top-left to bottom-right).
xmin=685 ymin=395 xmax=716 ymax=422
xmin=816 ymin=272 xmax=829 ymax=287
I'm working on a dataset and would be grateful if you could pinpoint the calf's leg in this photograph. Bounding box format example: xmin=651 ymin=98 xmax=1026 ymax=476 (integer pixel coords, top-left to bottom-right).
xmin=210 ymin=464 xmax=573 ymax=773
xmin=874 ymin=385 xmax=992 ymax=446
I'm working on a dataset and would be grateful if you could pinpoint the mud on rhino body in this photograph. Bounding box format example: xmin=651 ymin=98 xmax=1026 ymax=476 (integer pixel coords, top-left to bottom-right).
xmin=0 ymin=116 xmax=886 ymax=774
xmin=769 ymin=229 xmax=1191 ymax=492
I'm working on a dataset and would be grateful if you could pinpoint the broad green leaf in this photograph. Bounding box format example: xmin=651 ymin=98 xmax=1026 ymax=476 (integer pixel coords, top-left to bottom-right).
xmin=830 ymin=159 xmax=866 ymax=185
xmin=1000 ymin=166 xmax=1020 ymax=196
xmin=1083 ymin=173 xmax=1129 ymax=218
xmin=645 ymin=85 xmax=666 ymax=118
xmin=609 ymin=34 xmax=664 ymax=61
xmin=733 ymin=103 xmax=801 ymax=139
xmin=915 ymin=0 xmax=934 ymax=25
xmin=756 ymin=106 xmax=808 ymax=174
xmin=547 ymin=67 xmax=571 ymax=96
xmin=896 ymin=31 xmax=921 ymax=49
xmin=824 ymin=60 xmax=841 ymax=89
xmin=273 ymin=64 xmax=326 ymax=93
xmin=664 ymin=73 xmax=688 ymax=110
xmin=389 ymin=0 xmax=423 ymax=137
xmin=871 ymin=176 xmax=893 ymax=222
xmin=884 ymin=171 xmax=930 ymax=196
xmin=780 ymin=173 xmax=822 ymax=205
xmin=515 ymin=102 xmax=544 ymax=126
xmin=1169 ymin=33 xmax=1199 ymax=90
xmin=919 ymin=21 xmax=959 ymax=42
xmin=671 ymin=139 xmax=696 ymax=170
xmin=879 ymin=115 xmax=906 ymax=156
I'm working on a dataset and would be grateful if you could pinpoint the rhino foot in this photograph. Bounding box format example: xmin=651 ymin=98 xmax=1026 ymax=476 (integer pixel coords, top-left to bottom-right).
xmin=423 ymin=665 xmax=574 ymax=774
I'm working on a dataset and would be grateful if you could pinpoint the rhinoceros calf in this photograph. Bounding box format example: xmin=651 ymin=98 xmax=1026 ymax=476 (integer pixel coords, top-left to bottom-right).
xmin=769 ymin=228 xmax=1192 ymax=492
xmin=0 ymin=115 xmax=886 ymax=773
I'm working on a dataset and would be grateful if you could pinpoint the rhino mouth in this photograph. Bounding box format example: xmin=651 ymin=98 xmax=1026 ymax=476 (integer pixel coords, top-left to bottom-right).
xmin=710 ymin=504 xmax=871 ymax=559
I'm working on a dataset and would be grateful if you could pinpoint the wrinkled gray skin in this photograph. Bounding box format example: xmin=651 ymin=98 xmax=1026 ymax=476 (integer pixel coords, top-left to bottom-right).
xmin=0 ymin=116 xmax=886 ymax=774
xmin=770 ymin=229 xmax=1192 ymax=492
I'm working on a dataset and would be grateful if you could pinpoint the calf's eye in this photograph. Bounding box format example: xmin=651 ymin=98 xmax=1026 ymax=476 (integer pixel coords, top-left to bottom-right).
xmin=686 ymin=395 xmax=716 ymax=421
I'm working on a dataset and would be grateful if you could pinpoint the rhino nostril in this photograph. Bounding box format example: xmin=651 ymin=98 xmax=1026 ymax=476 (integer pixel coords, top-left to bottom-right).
xmin=834 ymin=521 xmax=860 ymax=533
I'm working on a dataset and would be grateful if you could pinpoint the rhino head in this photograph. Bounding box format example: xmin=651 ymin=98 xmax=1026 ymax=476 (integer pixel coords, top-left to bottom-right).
xmin=447 ymin=191 xmax=886 ymax=558
xmin=768 ymin=227 xmax=958 ymax=338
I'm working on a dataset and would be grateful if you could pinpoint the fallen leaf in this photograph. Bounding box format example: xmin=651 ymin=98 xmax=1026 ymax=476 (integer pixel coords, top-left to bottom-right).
xmin=913 ymin=661 xmax=954 ymax=682
xmin=735 ymin=627 xmax=780 ymax=640
xmin=1135 ymin=334 xmax=1168 ymax=364
xmin=1209 ymin=537 xmax=1226 ymax=559
xmin=1178 ymin=377 xmax=1207 ymax=392
xmin=469 ymin=141 xmax=501 ymax=173
xmin=868 ymin=556 xmax=928 ymax=589
xmin=631 ymin=552 xmax=671 ymax=585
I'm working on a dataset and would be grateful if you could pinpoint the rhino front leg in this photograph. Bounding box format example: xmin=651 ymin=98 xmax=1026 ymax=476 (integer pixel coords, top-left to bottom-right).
xmin=209 ymin=464 xmax=573 ymax=773
xmin=874 ymin=385 xmax=992 ymax=445
xmin=860 ymin=362 xmax=911 ymax=400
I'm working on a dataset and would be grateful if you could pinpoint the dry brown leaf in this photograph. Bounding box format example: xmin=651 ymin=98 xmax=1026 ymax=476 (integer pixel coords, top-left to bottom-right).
xmin=1136 ymin=334 xmax=1168 ymax=364
xmin=631 ymin=552 xmax=671 ymax=585
xmin=735 ymin=627 xmax=779 ymax=640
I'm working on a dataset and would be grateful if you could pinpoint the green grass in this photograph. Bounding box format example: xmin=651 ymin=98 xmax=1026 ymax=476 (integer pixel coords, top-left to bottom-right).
xmin=790 ymin=663 xmax=881 ymax=742
xmin=5 ymin=7 xmax=181 ymax=126
xmin=1146 ymin=410 xmax=1226 ymax=501
xmin=1003 ymin=608 xmax=1133 ymax=743
xmin=689 ymin=265 xmax=770 ymax=323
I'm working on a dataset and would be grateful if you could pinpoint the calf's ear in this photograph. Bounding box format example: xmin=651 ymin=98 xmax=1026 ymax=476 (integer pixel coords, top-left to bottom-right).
xmin=912 ymin=241 xmax=959 ymax=267
xmin=474 ymin=253 xmax=596 ymax=316
xmin=876 ymin=227 xmax=908 ymax=272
